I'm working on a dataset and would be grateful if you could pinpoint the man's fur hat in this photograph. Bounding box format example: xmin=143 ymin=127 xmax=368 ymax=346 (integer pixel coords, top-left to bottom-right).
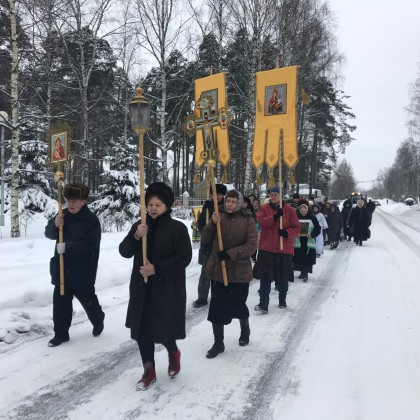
xmin=63 ymin=183 xmax=90 ymax=200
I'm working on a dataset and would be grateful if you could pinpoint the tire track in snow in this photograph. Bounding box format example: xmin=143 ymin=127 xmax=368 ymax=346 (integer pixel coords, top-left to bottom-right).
xmin=376 ymin=210 xmax=420 ymax=257
xmin=241 ymin=243 xmax=354 ymax=420
xmin=2 ymin=266 xmax=204 ymax=420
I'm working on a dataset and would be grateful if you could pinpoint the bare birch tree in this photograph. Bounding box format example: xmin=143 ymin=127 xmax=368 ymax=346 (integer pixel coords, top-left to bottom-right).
xmin=46 ymin=0 xmax=116 ymax=183
xmin=226 ymin=0 xmax=277 ymax=193
xmin=133 ymin=0 xmax=190 ymax=184
xmin=8 ymin=0 xmax=20 ymax=237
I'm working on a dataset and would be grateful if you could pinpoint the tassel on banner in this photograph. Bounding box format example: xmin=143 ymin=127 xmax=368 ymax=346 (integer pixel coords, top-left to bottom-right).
xmin=193 ymin=171 xmax=201 ymax=184
xmin=255 ymin=171 xmax=264 ymax=186
xmin=221 ymin=168 xmax=229 ymax=183
xmin=289 ymin=170 xmax=296 ymax=185
xmin=268 ymin=172 xmax=276 ymax=189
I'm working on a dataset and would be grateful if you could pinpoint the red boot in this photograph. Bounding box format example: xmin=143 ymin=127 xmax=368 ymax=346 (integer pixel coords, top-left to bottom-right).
xmin=136 ymin=363 xmax=156 ymax=391
xmin=168 ymin=348 xmax=181 ymax=378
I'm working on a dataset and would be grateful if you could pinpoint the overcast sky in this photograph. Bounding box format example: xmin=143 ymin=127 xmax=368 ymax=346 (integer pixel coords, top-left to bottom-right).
xmin=329 ymin=0 xmax=420 ymax=189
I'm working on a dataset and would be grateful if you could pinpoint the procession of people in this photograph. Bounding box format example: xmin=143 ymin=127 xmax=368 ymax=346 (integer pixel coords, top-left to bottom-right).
xmin=45 ymin=179 xmax=375 ymax=391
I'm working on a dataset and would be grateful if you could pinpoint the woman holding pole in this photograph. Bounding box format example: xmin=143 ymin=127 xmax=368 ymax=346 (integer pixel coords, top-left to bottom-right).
xmin=119 ymin=182 xmax=192 ymax=391
xmin=201 ymin=189 xmax=258 ymax=358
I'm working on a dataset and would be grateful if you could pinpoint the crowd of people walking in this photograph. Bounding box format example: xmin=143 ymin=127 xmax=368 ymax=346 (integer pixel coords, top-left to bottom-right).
xmin=44 ymin=181 xmax=375 ymax=391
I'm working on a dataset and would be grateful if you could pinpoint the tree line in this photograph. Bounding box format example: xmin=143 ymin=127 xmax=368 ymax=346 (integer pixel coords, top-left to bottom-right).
xmin=0 ymin=0 xmax=355 ymax=236
xmin=368 ymin=64 xmax=420 ymax=202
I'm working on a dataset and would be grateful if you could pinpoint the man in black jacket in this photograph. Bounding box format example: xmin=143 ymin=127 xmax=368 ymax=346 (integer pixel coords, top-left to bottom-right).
xmin=45 ymin=183 xmax=104 ymax=347
xmin=192 ymin=183 xmax=226 ymax=308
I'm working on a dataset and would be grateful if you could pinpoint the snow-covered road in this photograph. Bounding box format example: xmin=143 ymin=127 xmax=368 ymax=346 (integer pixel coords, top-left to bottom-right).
xmin=1 ymin=204 xmax=420 ymax=419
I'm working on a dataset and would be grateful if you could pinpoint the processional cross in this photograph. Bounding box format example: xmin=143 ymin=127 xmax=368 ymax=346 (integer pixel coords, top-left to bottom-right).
xmin=183 ymin=94 xmax=232 ymax=286
xmin=183 ymin=94 xmax=232 ymax=164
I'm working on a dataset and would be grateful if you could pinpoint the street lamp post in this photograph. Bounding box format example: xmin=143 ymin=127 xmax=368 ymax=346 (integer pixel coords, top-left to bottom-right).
xmin=129 ymin=84 xmax=151 ymax=282
xmin=0 ymin=111 xmax=8 ymax=227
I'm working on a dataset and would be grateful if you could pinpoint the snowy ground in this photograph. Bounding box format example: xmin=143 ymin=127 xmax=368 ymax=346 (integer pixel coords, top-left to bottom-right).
xmin=1 ymin=200 xmax=420 ymax=419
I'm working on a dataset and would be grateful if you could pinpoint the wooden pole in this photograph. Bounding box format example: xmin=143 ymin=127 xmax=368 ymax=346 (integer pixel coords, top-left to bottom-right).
xmin=206 ymin=171 xmax=210 ymax=224
xmin=55 ymin=164 xmax=65 ymax=295
xmin=209 ymin=165 xmax=228 ymax=286
xmin=138 ymin=130 xmax=148 ymax=283
xmin=279 ymin=129 xmax=284 ymax=251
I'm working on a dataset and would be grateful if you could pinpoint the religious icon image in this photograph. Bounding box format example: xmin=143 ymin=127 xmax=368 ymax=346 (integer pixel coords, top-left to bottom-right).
xmin=201 ymin=88 xmax=218 ymax=115
xmin=265 ymin=84 xmax=287 ymax=116
xmin=51 ymin=132 xmax=67 ymax=162
xmin=299 ymin=221 xmax=310 ymax=235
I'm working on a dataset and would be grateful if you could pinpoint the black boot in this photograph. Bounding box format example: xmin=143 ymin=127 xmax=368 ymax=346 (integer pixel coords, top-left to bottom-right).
xmin=206 ymin=324 xmax=225 ymax=358
xmin=239 ymin=319 xmax=250 ymax=346
xmin=279 ymin=292 xmax=287 ymax=309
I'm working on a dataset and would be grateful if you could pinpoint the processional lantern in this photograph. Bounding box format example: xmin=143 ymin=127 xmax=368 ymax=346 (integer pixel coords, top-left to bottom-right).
xmin=129 ymin=85 xmax=150 ymax=134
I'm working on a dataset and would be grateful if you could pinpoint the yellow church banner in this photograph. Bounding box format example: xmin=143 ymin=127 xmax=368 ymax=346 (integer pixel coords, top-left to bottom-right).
xmin=195 ymin=73 xmax=230 ymax=167
xmin=252 ymin=66 xmax=298 ymax=170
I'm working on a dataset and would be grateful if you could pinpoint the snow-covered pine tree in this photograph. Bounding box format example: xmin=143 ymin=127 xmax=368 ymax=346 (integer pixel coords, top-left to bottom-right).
xmin=18 ymin=136 xmax=56 ymax=214
xmin=90 ymin=136 xmax=139 ymax=231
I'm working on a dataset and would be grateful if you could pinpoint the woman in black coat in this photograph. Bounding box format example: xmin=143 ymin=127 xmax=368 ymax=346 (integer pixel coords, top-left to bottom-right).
xmin=348 ymin=199 xmax=371 ymax=246
xmin=341 ymin=199 xmax=352 ymax=241
xmin=327 ymin=203 xmax=343 ymax=249
xmin=293 ymin=201 xmax=321 ymax=282
xmin=119 ymin=182 xmax=192 ymax=391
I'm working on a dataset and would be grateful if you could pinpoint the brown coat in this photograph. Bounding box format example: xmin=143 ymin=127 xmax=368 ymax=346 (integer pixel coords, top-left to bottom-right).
xmin=201 ymin=209 xmax=258 ymax=284
xmin=119 ymin=212 xmax=192 ymax=343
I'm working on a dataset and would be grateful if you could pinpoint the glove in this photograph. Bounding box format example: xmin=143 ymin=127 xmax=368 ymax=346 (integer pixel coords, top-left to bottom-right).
xmin=217 ymin=250 xmax=230 ymax=261
xmin=56 ymin=242 xmax=66 ymax=254
xmin=273 ymin=206 xmax=283 ymax=221
xmin=278 ymin=229 xmax=288 ymax=238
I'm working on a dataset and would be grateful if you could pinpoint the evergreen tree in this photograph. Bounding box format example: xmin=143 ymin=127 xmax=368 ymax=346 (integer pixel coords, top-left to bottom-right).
xmin=329 ymin=159 xmax=356 ymax=199
xmin=196 ymin=33 xmax=224 ymax=77
xmin=143 ymin=49 xmax=195 ymax=191
xmin=301 ymin=76 xmax=355 ymax=192
xmin=90 ymin=137 xmax=139 ymax=231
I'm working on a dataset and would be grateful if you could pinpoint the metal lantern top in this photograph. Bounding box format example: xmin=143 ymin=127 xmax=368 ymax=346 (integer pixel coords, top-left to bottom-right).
xmin=129 ymin=85 xmax=150 ymax=134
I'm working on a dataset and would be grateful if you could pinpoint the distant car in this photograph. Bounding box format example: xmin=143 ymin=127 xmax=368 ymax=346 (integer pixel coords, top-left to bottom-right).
xmin=405 ymin=198 xmax=416 ymax=206
xmin=373 ymin=200 xmax=381 ymax=206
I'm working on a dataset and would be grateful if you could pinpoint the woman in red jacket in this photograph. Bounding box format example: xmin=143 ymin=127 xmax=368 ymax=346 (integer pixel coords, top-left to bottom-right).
xmin=253 ymin=186 xmax=301 ymax=311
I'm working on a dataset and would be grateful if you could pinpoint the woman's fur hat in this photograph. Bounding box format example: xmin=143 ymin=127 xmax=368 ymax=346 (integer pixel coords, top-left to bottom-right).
xmin=63 ymin=183 xmax=90 ymax=200
xmin=145 ymin=182 xmax=174 ymax=208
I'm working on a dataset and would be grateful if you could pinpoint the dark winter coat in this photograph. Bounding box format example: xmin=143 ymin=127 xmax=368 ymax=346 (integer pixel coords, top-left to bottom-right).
xmin=256 ymin=202 xmax=301 ymax=255
xmin=201 ymin=208 xmax=258 ymax=284
xmin=366 ymin=200 xmax=376 ymax=222
xmin=293 ymin=209 xmax=321 ymax=272
xmin=45 ymin=205 xmax=101 ymax=287
xmin=119 ymin=211 xmax=192 ymax=343
xmin=348 ymin=206 xmax=371 ymax=241
xmin=327 ymin=209 xmax=343 ymax=242
xmin=341 ymin=200 xmax=352 ymax=237
xmin=197 ymin=198 xmax=224 ymax=264
xmin=366 ymin=200 xmax=376 ymax=214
